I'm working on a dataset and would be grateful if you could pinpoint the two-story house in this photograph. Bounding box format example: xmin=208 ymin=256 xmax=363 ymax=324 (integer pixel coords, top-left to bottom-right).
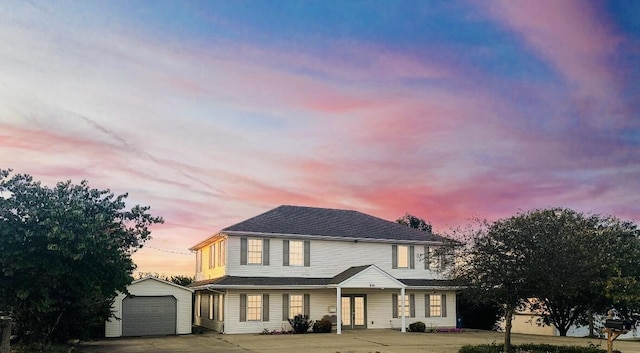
xmin=188 ymin=205 xmax=458 ymax=334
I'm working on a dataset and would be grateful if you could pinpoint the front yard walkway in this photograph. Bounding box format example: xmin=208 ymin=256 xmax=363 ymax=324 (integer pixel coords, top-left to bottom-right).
xmin=80 ymin=329 xmax=639 ymax=353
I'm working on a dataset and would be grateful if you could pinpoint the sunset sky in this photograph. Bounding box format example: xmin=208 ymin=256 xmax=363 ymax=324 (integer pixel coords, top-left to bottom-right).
xmin=1 ymin=1 xmax=638 ymax=276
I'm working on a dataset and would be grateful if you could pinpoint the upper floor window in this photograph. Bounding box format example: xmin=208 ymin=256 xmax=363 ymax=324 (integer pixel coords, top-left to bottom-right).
xmin=209 ymin=243 xmax=216 ymax=269
xmin=392 ymin=245 xmax=414 ymax=269
xmin=218 ymin=240 xmax=226 ymax=267
xmin=248 ymin=239 xmax=262 ymax=264
xmin=241 ymin=238 xmax=270 ymax=266
xmin=196 ymin=249 xmax=202 ymax=272
xmin=283 ymin=240 xmax=310 ymax=267
xmin=397 ymin=245 xmax=409 ymax=268
xmin=426 ymin=246 xmax=446 ymax=270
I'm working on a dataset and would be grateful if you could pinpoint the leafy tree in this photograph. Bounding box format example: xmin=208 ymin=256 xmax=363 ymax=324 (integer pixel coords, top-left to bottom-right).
xmin=456 ymin=291 xmax=503 ymax=330
xmin=0 ymin=169 xmax=163 ymax=350
xmin=449 ymin=217 xmax=539 ymax=353
xmin=396 ymin=213 xmax=433 ymax=233
xmin=508 ymin=209 xmax=640 ymax=336
xmin=135 ymin=272 xmax=194 ymax=287
xmin=450 ymin=209 xmax=640 ymax=352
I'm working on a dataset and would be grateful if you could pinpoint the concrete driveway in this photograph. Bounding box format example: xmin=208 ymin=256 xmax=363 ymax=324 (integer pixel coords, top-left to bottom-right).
xmin=79 ymin=329 xmax=639 ymax=353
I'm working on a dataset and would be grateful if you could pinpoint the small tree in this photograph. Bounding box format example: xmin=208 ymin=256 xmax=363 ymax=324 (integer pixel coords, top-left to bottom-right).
xmin=0 ymin=169 xmax=163 ymax=350
xmin=396 ymin=213 xmax=433 ymax=233
xmin=450 ymin=218 xmax=538 ymax=353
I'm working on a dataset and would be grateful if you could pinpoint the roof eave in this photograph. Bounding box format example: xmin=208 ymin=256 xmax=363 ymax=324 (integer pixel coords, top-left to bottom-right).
xmin=191 ymin=284 xmax=329 ymax=290
xmin=223 ymin=230 xmax=445 ymax=245
xmin=189 ymin=232 xmax=227 ymax=251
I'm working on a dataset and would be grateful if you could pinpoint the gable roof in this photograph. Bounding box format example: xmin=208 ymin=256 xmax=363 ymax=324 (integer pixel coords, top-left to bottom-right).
xmin=222 ymin=205 xmax=446 ymax=243
xmin=329 ymin=264 xmax=405 ymax=288
xmin=131 ymin=276 xmax=194 ymax=292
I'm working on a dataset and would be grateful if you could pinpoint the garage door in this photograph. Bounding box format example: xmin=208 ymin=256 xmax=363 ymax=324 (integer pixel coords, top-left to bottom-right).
xmin=122 ymin=296 xmax=177 ymax=336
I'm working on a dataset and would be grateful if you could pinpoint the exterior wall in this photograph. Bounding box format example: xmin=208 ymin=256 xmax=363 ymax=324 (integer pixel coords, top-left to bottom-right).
xmin=225 ymin=235 xmax=444 ymax=280
xmin=105 ymin=278 xmax=193 ymax=337
xmin=508 ymin=314 xmax=558 ymax=336
xmin=195 ymin=237 xmax=227 ymax=281
xmin=194 ymin=291 xmax=225 ymax=332
xmin=218 ymin=289 xmax=456 ymax=334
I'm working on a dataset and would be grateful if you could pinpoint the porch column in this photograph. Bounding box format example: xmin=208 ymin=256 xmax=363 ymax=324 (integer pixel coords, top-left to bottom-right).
xmin=336 ymin=286 xmax=342 ymax=334
xmin=400 ymin=287 xmax=406 ymax=333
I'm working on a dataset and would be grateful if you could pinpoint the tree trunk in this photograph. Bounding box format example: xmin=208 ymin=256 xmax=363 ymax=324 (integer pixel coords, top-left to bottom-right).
xmin=558 ymin=326 xmax=568 ymax=336
xmin=0 ymin=318 xmax=11 ymax=353
xmin=504 ymin=307 xmax=514 ymax=353
xmin=587 ymin=309 xmax=595 ymax=338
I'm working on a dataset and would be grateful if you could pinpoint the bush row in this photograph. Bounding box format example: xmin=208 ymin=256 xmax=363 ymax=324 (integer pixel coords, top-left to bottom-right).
xmin=458 ymin=343 xmax=621 ymax=353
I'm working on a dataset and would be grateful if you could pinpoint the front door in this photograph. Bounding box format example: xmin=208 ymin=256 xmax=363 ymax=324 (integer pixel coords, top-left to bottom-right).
xmin=341 ymin=295 xmax=366 ymax=329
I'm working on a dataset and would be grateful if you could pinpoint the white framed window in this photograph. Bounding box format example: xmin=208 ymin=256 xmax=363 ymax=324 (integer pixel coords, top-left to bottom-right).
xmin=209 ymin=243 xmax=216 ymax=269
xmin=247 ymin=294 xmax=262 ymax=321
xmin=430 ymin=294 xmax=442 ymax=317
xmin=248 ymin=239 xmax=262 ymax=264
xmin=196 ymin=249 xmax=202 ymax=272
xmin=196 ymin=293 xmax=202 ymax=317
xmin=218 ymin=240 xmax=226 ymax=267
xmin=289 ymin=294 xmax=303 ymax=317
xmin=289 ymin=240 xmax=304 ymax=266
xmin=218 ymin=294 xmax=224 ymax=321
xmin=428 ymin=247 xmax=442 ymax=270
xmin=397 ymin=245 xmax=409 ymax=268
xmin=209 ymin=294 xmax=214 ymax=320
xmin=398 ymin=294 xmax=410 ymax=317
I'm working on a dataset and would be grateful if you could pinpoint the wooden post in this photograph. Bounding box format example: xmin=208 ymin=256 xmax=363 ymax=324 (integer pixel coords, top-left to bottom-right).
xmin=604 ymin=328 xmax=625 ymax=353
xmin=0 ymin=316 xmax=11 ymax=353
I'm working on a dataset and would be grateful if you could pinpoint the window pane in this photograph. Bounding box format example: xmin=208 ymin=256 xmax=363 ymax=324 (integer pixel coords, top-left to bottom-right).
xmin=209 ymin=244 xmax=216 ymax=269
xmin=397 ymin=295 xmax=410 ymax=316
xmin=289 ymin=294 xmax=303 ymax=318
xmin=289 ymin=240 xmax=304 ymax=266
xmin=397 ymin=246 xmax=409 ymax=268
xmin=247 ymin=295 xmax=262 ymax=321
xmin=430 ymin=295 xmax=441 ymax=317
xmin=248 ymin=239 xmax=262 ymax=264
xmin=429 ymin=247 xmax=441 ymax=270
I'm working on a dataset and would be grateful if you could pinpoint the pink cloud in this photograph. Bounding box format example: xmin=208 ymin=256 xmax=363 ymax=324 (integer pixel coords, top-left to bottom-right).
xmin=486 ymin=0 xmax=627 ymax=127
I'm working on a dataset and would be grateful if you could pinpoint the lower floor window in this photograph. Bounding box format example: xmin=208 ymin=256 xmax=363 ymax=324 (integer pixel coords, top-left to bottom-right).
xmin=247 ymin=294 xmax=262 ymax=321
xmin=289 ymin=294 xmax=303 ymax=317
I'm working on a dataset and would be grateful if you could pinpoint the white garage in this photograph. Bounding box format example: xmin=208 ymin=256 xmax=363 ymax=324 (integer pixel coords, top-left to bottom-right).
xmin=105 ymin=276 xmax=193 ymax=337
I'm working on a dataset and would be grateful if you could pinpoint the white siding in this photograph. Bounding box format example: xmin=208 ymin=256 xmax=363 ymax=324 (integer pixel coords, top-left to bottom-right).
xmin=339 ymin=267 xmax=402 ymax=288
xmin=105 ymin=278 xmax=193 ymax=337
xmin=226 ymin=235 xmax=444 ymax=280
xmin=220 ymin=289 xmax=456 ymax=334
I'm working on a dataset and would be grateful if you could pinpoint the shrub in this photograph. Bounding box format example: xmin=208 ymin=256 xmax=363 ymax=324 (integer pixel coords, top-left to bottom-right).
xmin=288 ymin=314 xmax=314 ymax=334
xmin=409 ymin=321 xmax=426 ymax=332
xmin=312 ymin=318 xmax=332 ymax=333
xmin=458 ymin=343 xmax=621 ymax=353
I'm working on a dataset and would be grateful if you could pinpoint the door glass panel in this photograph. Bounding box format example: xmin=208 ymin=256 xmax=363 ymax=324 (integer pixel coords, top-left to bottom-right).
xmin=354 ymin=297 xmax=365 ymax=326
xmin=341 ymin=297 xmax=351 ymax=326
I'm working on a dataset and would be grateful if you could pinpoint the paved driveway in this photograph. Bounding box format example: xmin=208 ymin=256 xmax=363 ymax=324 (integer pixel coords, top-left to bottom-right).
xmin=79 ymin=329 xmax=639 ymax=353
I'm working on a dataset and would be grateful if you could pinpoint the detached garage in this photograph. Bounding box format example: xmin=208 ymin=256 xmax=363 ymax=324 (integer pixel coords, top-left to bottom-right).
xmin=105 ymin=277 xmax=193 ymax=337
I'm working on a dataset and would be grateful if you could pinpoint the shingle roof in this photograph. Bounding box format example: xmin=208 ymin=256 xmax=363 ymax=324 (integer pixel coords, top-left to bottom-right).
xmin=222 ymin=205 xmax=445 ymax=242
xmin=329 ymin=265 xmax=371 ymax=284
xmin=398 ymin=279 xmax=459 ymax=287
